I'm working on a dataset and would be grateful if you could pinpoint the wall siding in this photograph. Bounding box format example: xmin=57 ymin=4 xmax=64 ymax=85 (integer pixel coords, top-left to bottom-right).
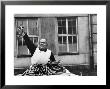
xmin=14 ymin=16 xmax=93 ymax=68
xmin=55 ymin=54 xmax=89 ymax=65
xmin=54 ymin=17 xmax=90 ymax=65
xmin=78 ymin=17 xmax=89 ymax=54
xmin=40 ymin=18 xmax=56 ymax=54
xmin=92 ymin=15 xmax=97 ymax=64
xmin=14 ymin=19 xmax=17 ymax=57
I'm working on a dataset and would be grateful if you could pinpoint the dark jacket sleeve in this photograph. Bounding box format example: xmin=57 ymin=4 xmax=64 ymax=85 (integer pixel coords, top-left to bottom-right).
xmin=50 ymin=52 xmax=56 ymax=62
xmin=23 ymin=33 xmax=36 ymax=56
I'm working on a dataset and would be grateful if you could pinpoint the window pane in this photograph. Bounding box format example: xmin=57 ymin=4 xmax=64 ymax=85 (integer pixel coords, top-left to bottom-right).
xmin=69 ymin=44 xmax=77 ymax=52
xmin=18 ymin=46 xmax=28 ymax=55
xmin=68 ymin=19 xmax=76 ymax=27
xmin=68 ymin=17 xmax=76 ymax=21
xmin=29 ymin=37 xmax=33 ymax=43
xmin=22 ymin=20 xmax=27 ymax=32
xmin=68 ymin=20 xmax=76 ymax=27
xmin=58 ymin=17 xmax=66 ymax=34
xmin=28 ymin=28 xmax=34 ymax=35
xmin=62 ymin=27 xmax=66 ymax=34
xmin=59 ymin=45 xmax=67 ymax=52
xmin=28 ymin=28 xmax=39 ymax=36
xmin=58 ymin=27 xmax=66 ymax=34
xmin=28 ymin=19 xmax=37 ymax=27
xmin=68 ymin=21 xmax=72 ymax=27
xmin=18 ymin=38 xmax=22 ymax=46
xmin=72 ymin=20 xmax=76 ymax=26
xmin=58 ymin=20 xmax=66 ymax=26
xmin=28 ymin=19 xmax=38 ymax=35
xmin=17 ymin=20 xmax=27 ymax=33
xmin=17 ymin=20 xmax=23 ymax=27
xmin=57 ymin=17 xmax=66 ymax=21
xmin=58 ymin=36 xmax=62 ymax=44
xmin=34 ymin=37 xmax=38 ymax=44
xmin=72 ymin=27 xmax=76 ymax=34
xmin=58 ymin=21 xmax=62 ymax=26
xmin=23 ymin=39 xmax=26 ymax=45
xmin=18 ymin=38 xmax=26 ymax=46
xmin=62 ymin=21 xmax=66 ymax=26
xmin=68 ymin=27 xmax=72 ymax=34
xmin=68 ymin=27 xmax=76 ymax=34
xmin=73 ymin=36 xmax=77 ymax=44
xmin=63 ymin=36 xmax=67 ymax=44
xmin=58 ymin=27 xmax=62 ymax=34
xmin=68 ymin=36 xmax=72 ymax=44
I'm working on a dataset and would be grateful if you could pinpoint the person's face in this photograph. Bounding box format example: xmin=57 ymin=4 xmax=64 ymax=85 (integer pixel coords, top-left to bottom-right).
xmin=39 ymin=39 xmax=47 ymax=49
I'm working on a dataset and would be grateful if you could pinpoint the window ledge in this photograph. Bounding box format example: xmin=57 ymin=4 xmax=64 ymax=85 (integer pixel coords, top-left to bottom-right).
xmin=58 ymin=52 xmax=79 ymax=56
xmin=17 ymin=55 xmax=32 ymax=58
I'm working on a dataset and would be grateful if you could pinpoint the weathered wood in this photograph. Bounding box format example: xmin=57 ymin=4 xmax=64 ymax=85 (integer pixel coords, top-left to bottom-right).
xmin=40 ymin=18 xmax=56 ymax=54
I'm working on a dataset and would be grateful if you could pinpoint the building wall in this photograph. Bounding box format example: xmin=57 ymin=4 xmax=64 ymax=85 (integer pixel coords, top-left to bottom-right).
xmin=55 ymin=16 xmax=90 ymax=65
xmin=14 ymin=19 xmax=17 ymax=57
xmin=92 ymin=15 xmax=97 ymax=64
xmin=14 ymin=15 xmax=97 ymax=68
xmin=40 ymin=17 xmax=56 ymax=54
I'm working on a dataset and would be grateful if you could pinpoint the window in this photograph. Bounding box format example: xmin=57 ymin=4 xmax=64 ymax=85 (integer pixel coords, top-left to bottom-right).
xmin=57 ymin=17 xmax=78 ymax=54
xmin=27 ymin=18 xmax=39 ymax=49
xmin=16 ymin=18 xmax=39 ymax=56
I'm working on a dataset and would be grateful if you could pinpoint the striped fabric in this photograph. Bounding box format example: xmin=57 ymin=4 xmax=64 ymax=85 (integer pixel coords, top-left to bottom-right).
xmin=22 ymin=61 xmax=66 ymax=76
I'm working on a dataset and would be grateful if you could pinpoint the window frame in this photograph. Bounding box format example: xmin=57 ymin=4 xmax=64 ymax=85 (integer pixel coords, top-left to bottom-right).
xmin=57 ymin=17 xmax=79 ymax=55
xmin=27 ymin=18 xmax=39 ymax=50
xmin=16 ymin=18 xmax=39 ymax=56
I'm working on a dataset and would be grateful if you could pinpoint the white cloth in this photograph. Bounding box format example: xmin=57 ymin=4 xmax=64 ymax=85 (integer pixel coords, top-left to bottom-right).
xmin=31 ymin=48 xmax=51 ymax=65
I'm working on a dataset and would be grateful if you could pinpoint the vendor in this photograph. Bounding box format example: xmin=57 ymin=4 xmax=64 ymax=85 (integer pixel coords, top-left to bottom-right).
xmin=17 ymin=25 xmax=66 ymax=76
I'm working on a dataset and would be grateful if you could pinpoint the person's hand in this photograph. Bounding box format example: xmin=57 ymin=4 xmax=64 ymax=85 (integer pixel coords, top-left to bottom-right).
xmin=16 ymin=25 xmax=25 ymax=38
